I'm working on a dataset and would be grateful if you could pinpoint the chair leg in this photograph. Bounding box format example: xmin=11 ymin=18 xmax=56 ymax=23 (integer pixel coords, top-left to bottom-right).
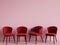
xmin=55 ymin=36 xmax=57 ymax=42
xmin=45 ymin=35 xmax=47 ymax=43
xmin=6 ymin=37 xmax=8 ymax=45
xmin=53 ymin=36 xmax=55 ymax=44
xmin=35 ymin=36 xmax=37 ymax=44
xmin=50 ymin=36 xmax=51 ymax=41
xmin=19 ymin=37 xmax=20 ymax=42
xmin=41 ymin=36 xmax=44 ymax=42
xmin=17 ymin=36 xmax=18 ymax=43
xmin=25 ymin=36 xmax=27 ymax=44
xmin=9 ymin=37 xmax=10 ymax=42
xmin=29 ymin=35 xmax=31 ymax=42
xmin=13 ymin=36 xmax=15 ymax=43
xmin=3 ymin=36 xmax=5 ymax=42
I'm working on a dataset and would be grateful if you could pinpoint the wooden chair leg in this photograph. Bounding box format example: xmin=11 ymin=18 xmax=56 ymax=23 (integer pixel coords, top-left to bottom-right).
xmin=25 ymin=36 xmax=27 ymax=44
xmin=35 ymin=36 xmax=37 ymax=44
xmin=50 ymin=36 xmax=51 ymax=41
xmin=53 ymin=36 xmax=55 ymax=44
xmin=17 ymin=36 xmax=19 ymax=43
xmin=13 ymin=36 xmax=15 ymax=43
xmin=19 ymin=37 xmax=20 ymax=42
xmin=41 ymin=36 xmax=44 ymax=42
xmin=45 ymin=35 xmax=47 ymax=43
xmin=29 ymin=35 xmax=31 ymax=42
xmin=6 ymin=37 xmax=8 ymax=45
xmin=9 ymin=37 xmax=10 ymax=42
xmin=55 ymin=36 xmax=57 ymax=42
xmin=3 ymin=36 xmax=5 ymax=42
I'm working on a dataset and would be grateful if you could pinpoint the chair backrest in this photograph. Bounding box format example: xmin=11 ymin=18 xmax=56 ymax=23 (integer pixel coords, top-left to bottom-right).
xmin=17 ymin=26 xmax=27 ymax=33
xmin=31 ymin=26 xmax=43 ymax=33
xmin=47 ymin=26 xmax=57 ymax=34
xmin=3 ymin=26 xmax=12 ymax=34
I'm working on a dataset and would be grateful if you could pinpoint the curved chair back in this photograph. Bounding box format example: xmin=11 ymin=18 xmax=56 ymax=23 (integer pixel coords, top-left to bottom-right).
xmin=47 ymin=26 xmax=57 ymax=34
xmin=17 ymin=26 xmax=27 ymax=33
xmin=3 ymin=26 xmax=12 ymax=34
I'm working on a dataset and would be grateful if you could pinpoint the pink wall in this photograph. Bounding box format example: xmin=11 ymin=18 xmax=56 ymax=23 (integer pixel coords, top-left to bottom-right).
xmin=0 ymin=0 xmax=60 ymax=40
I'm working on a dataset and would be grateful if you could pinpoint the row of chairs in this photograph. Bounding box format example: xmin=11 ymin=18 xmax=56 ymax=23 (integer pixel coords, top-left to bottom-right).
xmin=2 ymin=26 xmax=57 ymax=44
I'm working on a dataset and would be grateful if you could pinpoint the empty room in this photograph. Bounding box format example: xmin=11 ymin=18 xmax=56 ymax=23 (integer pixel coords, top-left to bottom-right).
xmin=0 ymin=0 xmax=60 ymax=45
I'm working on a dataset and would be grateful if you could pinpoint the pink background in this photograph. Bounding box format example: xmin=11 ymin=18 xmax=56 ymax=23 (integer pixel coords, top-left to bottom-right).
xmin=0 ymin=0 xmax=60 ymax=41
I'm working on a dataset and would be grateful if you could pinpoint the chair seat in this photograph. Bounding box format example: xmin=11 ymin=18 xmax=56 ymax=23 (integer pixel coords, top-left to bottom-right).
xmin=29 ymin=32 xmax=42 ymax=36
xmin=46 ymin=33 xmax=56 ymax=36
xmin=17 ymin=33 xmax=27 ymax=36
xmin=4 ymin=33 xmax=15 ymax=36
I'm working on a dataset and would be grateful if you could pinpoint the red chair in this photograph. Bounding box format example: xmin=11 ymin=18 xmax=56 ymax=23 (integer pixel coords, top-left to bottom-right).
xmin=3 ymin=26 xmax=15 ymax=43
xmin=29 ymin=26 xmax=43 ymax=44
xmin=17 ymin=26 xmax=27 ymax=44
xmin=45 ymin=26 xmax=57 ymax=43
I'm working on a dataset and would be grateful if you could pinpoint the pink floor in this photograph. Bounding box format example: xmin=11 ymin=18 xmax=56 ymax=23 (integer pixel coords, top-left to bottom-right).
xmin=0 ymin=36 xmax=60 ymax=45
xmin=0 ymin=40 xmax=60 ymax=45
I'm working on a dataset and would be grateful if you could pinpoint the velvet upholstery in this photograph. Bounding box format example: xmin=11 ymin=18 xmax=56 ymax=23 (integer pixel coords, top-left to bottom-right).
xmin=29 ymin=26 xmax=43 ymax=44
xmin=3 ymin=26 xmax=15 ymax=43
xmin=45 ymin=26 xmax=57 ymax=43
xmin=16 ymin=26 xmax=27 ymax=44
